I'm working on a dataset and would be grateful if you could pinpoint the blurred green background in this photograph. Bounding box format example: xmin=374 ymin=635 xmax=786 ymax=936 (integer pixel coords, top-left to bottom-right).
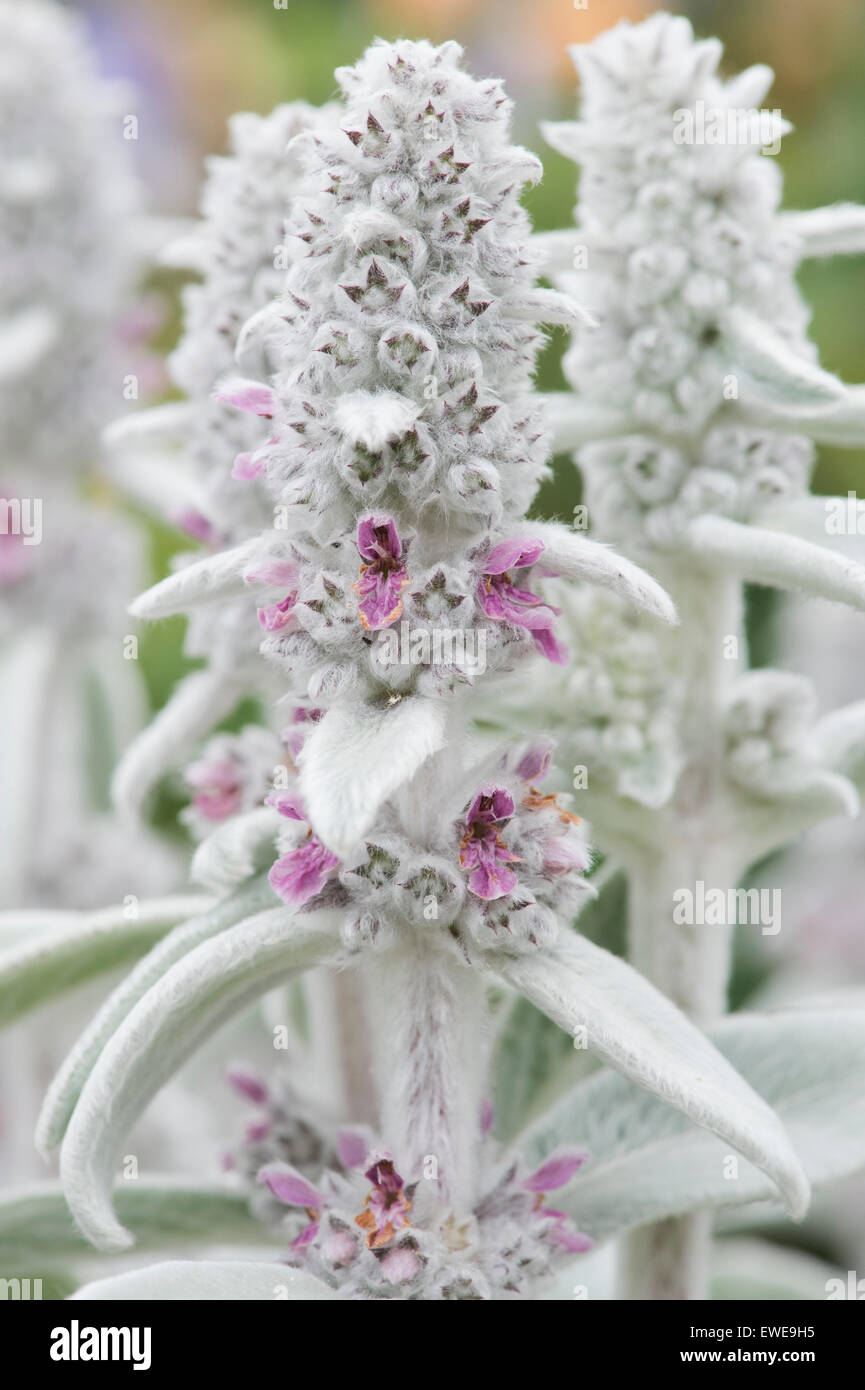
xmin=72 ymin=0 xmax=865 ymax=814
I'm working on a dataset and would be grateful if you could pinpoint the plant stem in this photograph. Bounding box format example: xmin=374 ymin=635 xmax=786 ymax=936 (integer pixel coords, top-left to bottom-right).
xmin=618 ymin=564 xmax=744 ymax=1299
xmin=365 ymin=937 xmax=487 ymax=1215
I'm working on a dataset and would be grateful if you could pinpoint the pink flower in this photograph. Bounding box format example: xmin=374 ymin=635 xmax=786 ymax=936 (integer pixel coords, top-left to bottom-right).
xmin=259 ymin=1163 xmax=327 ymax=1249
xmin=215 ymin=381 xmax=276 ymax=417
xmin=225 ymin=1066 xmax=270 ymax=1106
xmin=267 ymin=790 xmax=339 ymax=906
xmin=269 ymin=837 xmax=339 ymax=906
xmin=479 ymin=536 xmax=567 ymax=664
xmin=515 ymin=740 xmax=554 ymax=785
xmin=353 ymin=515 xmax=410 ymax=630
xmin=257 ymin=594 xmax=297 ymax=632
xmin=459 ymin=786 xmax=521 ymax=901
xmin=0 ymin=530 xmax=29 ymax=588
xmin=522 ymin=1149 xmax=593 ymax=1254
xmin=184 ymin=756 xmax=243 ymax=821
xmin=355 ymin=1157 xmax=412 ymax=1249
xmin=522 ymin=1150 xmax=589 ymax=1193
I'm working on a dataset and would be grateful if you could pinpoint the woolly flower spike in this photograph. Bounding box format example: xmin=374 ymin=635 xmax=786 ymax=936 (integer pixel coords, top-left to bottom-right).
xmin=206 ymin=737 xmax=591 ymax=954
xmin=0 ymin=0 xmax=145 ymax=474
xmin=496 ymin=583 xmax=684 ymax=811
xmin=238 ymin=1095 xmax=591 ymax=1300
xmin=202 ymin=35 xmax=673 ymax=711
xmin=540 ymin=12 xmax=865 ymax=597
xmin=109 ymin=103 xmax=335 ymax=820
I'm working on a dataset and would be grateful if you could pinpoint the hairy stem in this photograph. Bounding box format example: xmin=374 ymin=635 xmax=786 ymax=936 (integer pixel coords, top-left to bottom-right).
xmin=365 ymin=939 xmax=487 ymax=1215
xmin=619 ymin=565 xmax=744 ymax=1299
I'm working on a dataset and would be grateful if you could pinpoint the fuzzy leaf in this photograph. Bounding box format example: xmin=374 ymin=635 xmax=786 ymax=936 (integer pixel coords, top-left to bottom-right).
xmin=70 ymin=1261 xmax=338 ymax=1301
xmin=112 ymin=669 xmax=248 ymax=820
xmin=492 ymin=938 xmax=810 ymax=1222
xmin=722 ymin=305 xmax=846 ymax=408
xmin=190 ymin=807 xmax=283 ymax=891
xmin=814 ymin=699 xmax=865 ymax=787
xmin=684 ymin=514 xmax=865 ymax=610
xmin=711 ymin=1237 xmax=843 ymax=1302
xmin=0 ymin=305 xmax=59 ymax=380
xmin=540 ymin=392 xmax=637 ymax=452
xmin=59 ymin=905 xmax=340 ymax=1249
xmin=36 ymin=876 xmax=277 ymax=1156
xmin=0 ymin=895 xmax=213 ymax=1030
xmin=782 ymin=204 xmax=865 ymax=259
xmin=298 ymin=695 xmax=448 ymax=857
xmin=742 ymin=385 xmax=865 ymax=447
xmin=515 ymin=1008 xmax=865 ymax=1241
xmin=0 ymin=1181 xmax=261 ymax=1261
xmin=102 ymin=401 xmax=196 ymax=450
xmin=129 ymin=539 xmax=261 ymax=620
xmin=528 ymin=521 xmax=678 ymax=625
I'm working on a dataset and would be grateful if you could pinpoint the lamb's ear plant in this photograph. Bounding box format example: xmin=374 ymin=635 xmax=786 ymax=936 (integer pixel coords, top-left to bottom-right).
xmin=0 ymin=0 xmax=177 ymax=910
xmin=519 ymin=11 xmax=865 ymax=1297
xmin=105 ymin=100 xmax=338 ymax=820
xmin=5 ymin=29 xmax=865 ymax=1301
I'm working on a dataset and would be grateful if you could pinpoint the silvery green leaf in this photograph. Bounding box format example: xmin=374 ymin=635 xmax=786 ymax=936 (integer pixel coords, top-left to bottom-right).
xmin=299 ymin=695 xmax=448 ymax=857
xmin=501 ymin=288 xmax=597 ymax=327
xmin=102 ymin=401 xmax=196 ymax=450
xmin=0 ymin=304 xmax=58 ymax=380
xmin=814 ymin=699 xmax=865 ymax=787
xmin=129 ymin=538 xmax=261 ymax=620
xmin=539 ymin=392 xmax=637 ymax=452
xmin=491 ymin=996 xmax=596 ymax=1147
xmin=530 ymin=229 xmax=584 ymax=276
xmin=528 ymin=521 xmax=678 ymax=625
xmin=516 ymin=1008 xmax=865 ymax=1241
xmin=539 ymin=120 xmax=593 ymax=159
xmin=0 ymin=895 xmax=213 ymax=1030
xmin=742 ymin=384 xmax=865 ymax=446
xmin=0 ymin=1180 xmax=261 ymax=1261
xmin=721 ymin=305 xmax=846 ymax=408
xmin=492 ymin=940 xmax=810 ymax=1221
xmin=36 ymin=876 xmax=277 ymax=1156
xmin=59 ymin=905 xmax=340 ymax=1249
xmin=69 ymin=1261 xmax=338 ymax=1301
xmin=112 ymin=668 xmax=249 ymax=820
xmin=104 ymin=446 xmax=208 ymax=520
xmin=782 ymin=204 xmax=865 ymax=258
xmin=684 ymin=514 xmax=865 ymax=610
xmin=711 ymin=1237 xmax=842 ymax=1301
xmin=490 ymin=873 xmax=628 ymax=1142
xmin=190 ymin=807 xmax=282 ymax=891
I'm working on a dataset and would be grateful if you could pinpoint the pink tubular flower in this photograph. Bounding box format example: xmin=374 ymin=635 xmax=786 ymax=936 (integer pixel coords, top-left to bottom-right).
xmin=353 ymin=515 xmax=410 ymax=630
xmin=215 ymin=380 xmax=276 ymax=417
xmin=459 ymin=786 xmax=521 ymax=901
xmin=267 ymin=790 xmax=339 ymax=906
xmin=184 ymin=756 xmax=243 ymax=821
xmin=259 ymin=1162 xmax=327 ymax=1249
xmin=257 ymin=594 xmax=296 ymax=632
xmin=522 ymin=1149 xmax=593 ymax=1254
xmin=225 ymin=1066 xmax=270 ymax=1107
xmin=478 ymin=536 xmax=567 ymax=664
xmin=170 ymin=509 xmax=218 ymax=546
xmin=354 ymin=1157 xmax=412 ymax=1249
